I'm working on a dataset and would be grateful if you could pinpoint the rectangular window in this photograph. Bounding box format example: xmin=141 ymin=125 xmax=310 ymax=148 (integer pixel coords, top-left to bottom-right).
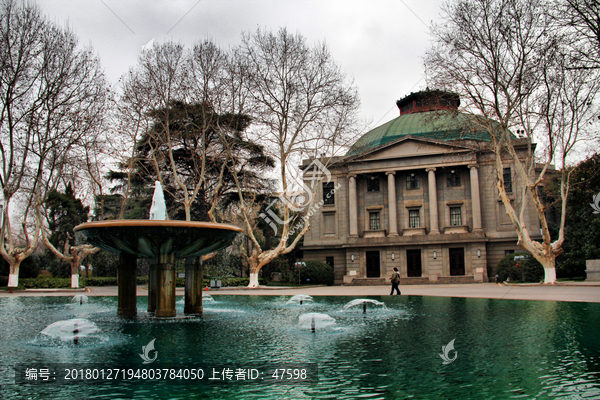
xmin=505 ymin=249 xmax=515 ymax=256
xmin=369 ymin=212 xmax=380 ymax=230
xmin=367 ymin=177 xmax=380 ymax=192
xmin=323 ymin=182 xmax=335 ymax=205
xmin=503 ymin=168 xmax=512 ymax=193
xmin=409 ymin=209 xmax=420 ymax=228
xmin=450 ymin=207 xmax=462 ymax=226
xmin=447 ymin=170 xmax=461 ymax=187
xmin=406 ymin=174 xmax=420 ymax=190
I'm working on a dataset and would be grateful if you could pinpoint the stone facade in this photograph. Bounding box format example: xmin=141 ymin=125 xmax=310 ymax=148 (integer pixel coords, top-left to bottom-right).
xmin=301 ymin=133 xmax=542 ymax=286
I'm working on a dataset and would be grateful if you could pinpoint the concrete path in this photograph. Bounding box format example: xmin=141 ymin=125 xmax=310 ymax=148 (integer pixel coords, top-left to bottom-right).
xmin=2 ymin=282 xmax=599 ymax=303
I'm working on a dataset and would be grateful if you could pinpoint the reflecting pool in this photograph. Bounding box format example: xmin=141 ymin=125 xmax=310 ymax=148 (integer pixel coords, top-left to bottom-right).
xmin=1 ymin=295 xmax=599 ymax=399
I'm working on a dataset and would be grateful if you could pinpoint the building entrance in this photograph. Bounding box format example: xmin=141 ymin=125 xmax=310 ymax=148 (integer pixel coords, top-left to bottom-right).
xmin=449 ymin=248 xmax=465 ymax=276
xmin=406 ymin=249 xmax=422 ymax=277
xmin=366 ymin=251 xmax=380 ymax=278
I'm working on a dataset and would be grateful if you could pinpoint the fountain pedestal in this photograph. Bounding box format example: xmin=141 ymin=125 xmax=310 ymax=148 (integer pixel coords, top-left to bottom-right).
xmin=117 ymin=253 xmax=138 ymax=317
xmin=184 ymin=257 xmax=203 ymax=314
xmin=156 ymin=254 xmax=177 ymax=318
xmin=148 ymin=259 xmax=157 ymax=313
xmin=74 ymin=220 xmax=242 ymax=318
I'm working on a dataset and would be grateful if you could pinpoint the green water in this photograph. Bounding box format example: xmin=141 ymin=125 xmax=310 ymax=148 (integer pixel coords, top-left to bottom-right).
xmin=0 ymin=295 xmax=599 ymax=399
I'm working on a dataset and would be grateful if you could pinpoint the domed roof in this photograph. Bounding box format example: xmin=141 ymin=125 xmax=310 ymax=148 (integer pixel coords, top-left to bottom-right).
xmin=347 ymin=90 xmax=507 ymax=156
xmin=347 ymin=111 xmax=496 ymax=155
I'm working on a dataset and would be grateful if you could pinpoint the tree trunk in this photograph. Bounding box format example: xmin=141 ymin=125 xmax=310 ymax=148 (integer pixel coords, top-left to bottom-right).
xmin=248 ymin=271 xmax=259 ymax=288
xmin=70 ymin=254 xmax=81 ymax=288
xmin=8 ymin=259 xmax=22 ymax=287
xmin=536 ymin=253 xmax=557 ymax=284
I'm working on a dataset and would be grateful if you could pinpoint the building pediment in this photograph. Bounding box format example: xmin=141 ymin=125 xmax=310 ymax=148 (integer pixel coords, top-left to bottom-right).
xmin=348 ymin=136 xmax=475 ymax=163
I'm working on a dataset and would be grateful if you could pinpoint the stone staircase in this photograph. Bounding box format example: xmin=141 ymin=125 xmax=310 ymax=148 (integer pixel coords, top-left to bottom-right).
xmin=346 ymin=276 xmax=477 ymax=285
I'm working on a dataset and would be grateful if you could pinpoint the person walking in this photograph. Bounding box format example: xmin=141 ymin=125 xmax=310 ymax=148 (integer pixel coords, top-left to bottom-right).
xmin=389 ymin=267 xmax=401 ymax=295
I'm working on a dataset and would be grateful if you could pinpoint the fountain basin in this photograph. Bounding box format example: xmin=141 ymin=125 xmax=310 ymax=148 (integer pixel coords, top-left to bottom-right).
xmin=74 ymin=220 xmax=243 ymax=318
xmin=74 ymin=220 xmax=243 ymax=258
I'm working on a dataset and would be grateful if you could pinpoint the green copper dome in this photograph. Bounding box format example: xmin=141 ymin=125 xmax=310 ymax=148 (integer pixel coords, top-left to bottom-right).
xmin=347 ymin=110 xmax=499 ymax=156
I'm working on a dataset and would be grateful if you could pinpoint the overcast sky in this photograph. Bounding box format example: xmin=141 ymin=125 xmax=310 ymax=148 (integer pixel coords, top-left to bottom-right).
xmin=35 ymin=0 xmax=447 ymax=130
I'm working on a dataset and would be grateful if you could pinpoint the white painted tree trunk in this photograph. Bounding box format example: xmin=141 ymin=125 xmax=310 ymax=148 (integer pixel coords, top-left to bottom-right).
xmin=71 ymin=274 xmax=79 ymax=288
xmin=8 ymin=274 xmax=18 ymax=287
xmin=543 ymin=268 xmax=556 ymax=284
xmin=248 ymin=272 xmax=259 ymax=288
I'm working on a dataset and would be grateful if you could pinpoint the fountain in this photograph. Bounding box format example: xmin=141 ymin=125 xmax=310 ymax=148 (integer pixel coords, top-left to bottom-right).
xmin=298 ymin=312 xmax=336 ymax=332
xmin=71 ymin=295 xmax=88 ymax=305
xmin=2 ymin=295 xmax=599 ymax=398
xmin=286 ymin=294 xmax=313 ymax=305
xmin=74 ymin=182 xmax=242 ymax=318
xmin=37 ymin=318 xmax=107 ymax=345
xmin=342 ymin=298 xmax=385 ymax=313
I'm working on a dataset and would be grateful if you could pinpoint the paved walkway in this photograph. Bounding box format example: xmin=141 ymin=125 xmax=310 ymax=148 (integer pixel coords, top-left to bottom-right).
xmin=2 ymin=282 xmax=599 ymax=303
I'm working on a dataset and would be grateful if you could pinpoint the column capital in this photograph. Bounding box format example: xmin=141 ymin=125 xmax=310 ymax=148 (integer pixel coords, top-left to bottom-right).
xmin=347 ymin=173 xmax=357 ymax=179
xmin=426 ymin=167 xmax=437 ymax=173
xmin=385 ymin=170 xmax=396 ymax=176
xmin=468 ymin=164 xmax=479 ymax=170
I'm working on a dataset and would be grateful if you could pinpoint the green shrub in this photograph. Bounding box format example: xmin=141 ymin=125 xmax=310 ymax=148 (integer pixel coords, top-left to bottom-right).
xmin=300 ymin=261 xmax=334 ymax=286
xmin=496 ymin=252 xmax=544 ymax=283
xmin=80 ymin=275 xmax=264 ymax=287
xmin=81 ymin=276 xmax=149 ymax=286
xmin=19 ymin=277 xmax=77 ymax=288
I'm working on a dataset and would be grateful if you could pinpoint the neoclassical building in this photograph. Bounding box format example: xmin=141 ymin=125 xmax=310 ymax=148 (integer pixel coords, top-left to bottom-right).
xmin=301 ymin=90 xmax=542 ymax=285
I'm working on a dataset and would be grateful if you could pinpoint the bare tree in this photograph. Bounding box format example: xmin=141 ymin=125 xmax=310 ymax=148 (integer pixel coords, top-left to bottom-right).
xmin=557 ymin=0 xmax=600 ymax=70
xmin=0 ymin=0 xmax=108 ymax=287
xmin=227 ymin=28 xmax=361 ymax=287
xmin=425 ymin=0 xmax=600 ymax=283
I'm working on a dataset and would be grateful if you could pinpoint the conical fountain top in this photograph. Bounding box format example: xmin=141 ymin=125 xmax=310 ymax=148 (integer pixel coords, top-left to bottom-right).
xmin=149 ymin=181 xmax=167 ymax=220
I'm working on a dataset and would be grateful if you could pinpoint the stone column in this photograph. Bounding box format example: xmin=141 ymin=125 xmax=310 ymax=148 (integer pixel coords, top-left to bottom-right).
xmin=386 ymin=171 xmax=399 ymax=236
xmin=469 ymin=164 xmax=483 ymax=232
xmin=155 ymin=253 xmax=176 ymax=318
xmin=348 ymin=174 xmax=358 ymax=237
xmin=184 ymin=257 xmax=203 ymax=314
xmin=426 ymin=168 xmax=440 ymax=235
xmin=147 ymin=258 xmax=157 ymax=313
xmin=117 ymin=253 xmax=137 ymax=317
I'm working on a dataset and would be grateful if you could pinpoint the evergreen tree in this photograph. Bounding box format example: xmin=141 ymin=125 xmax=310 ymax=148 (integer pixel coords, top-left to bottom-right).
xmin=46 ymin=183 xmax=90 ymax=249
xmin=557 ymin=154 xmax=600 ymax=278
xmin=111 ymin=101 xmax=274 ymax=221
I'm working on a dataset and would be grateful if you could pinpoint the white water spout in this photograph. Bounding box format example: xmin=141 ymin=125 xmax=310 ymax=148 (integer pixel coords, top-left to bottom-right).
xmin=149 ymin=181 xmax=167 ymax=220
xmin=39 ymin=318 xmax=107 ymax=345
xmin=298 ymin=313 xmax=336 ymax=331
xmin=287 ymin=295 xmax=314 ymax=305
xmin=71 ymin=295 xmax=89 ymax=304
xmin=342 ymin=299 xmax=385 ymax=311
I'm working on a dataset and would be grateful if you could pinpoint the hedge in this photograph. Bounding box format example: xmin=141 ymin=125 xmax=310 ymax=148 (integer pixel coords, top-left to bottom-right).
xmin=19 ymin=277 xmax=76 ymax=289
xmin=8 ymin=275 xmax=267 ymax=289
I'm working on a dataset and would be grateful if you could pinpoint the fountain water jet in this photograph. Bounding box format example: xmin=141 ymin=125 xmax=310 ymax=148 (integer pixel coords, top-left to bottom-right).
xmin=298 ymin=313 xmax=335 ymax=332
xmin=74 ymin=182 xmax=242 ymax=318
xmin=38 ymin=318 xmax=107 ymax=345
xmin=342 ymin=299 xmax=385 ymax=313
xmin=71 ymin=295 xmax=88 ymax=305
xmin=287 ymin=294 xmax=313 ymax=305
